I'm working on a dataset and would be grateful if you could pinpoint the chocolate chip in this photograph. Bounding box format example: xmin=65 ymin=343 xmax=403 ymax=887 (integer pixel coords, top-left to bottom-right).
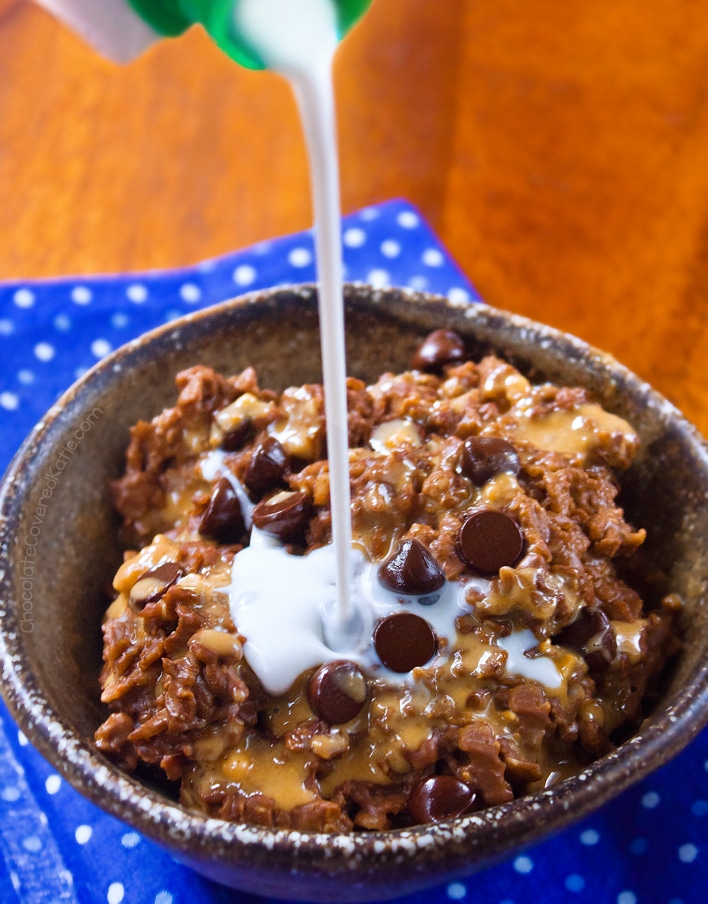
xmin=457 ymin=509 xmax=524 ymax=575
xmin=199 ymin=477 xmax=246 ymax=544
xmin=220 ymin=419 xmax=252 ymax=452
xmin=252 ymin=490 xmax=311 ymax=544
xmin=373 ymin=612 xmax=437 ymax=672
xmin=408 ymin=776 xmax=477 ymax=824
xmin=378 ymin=539 xmax=445 ymax=599
xmin=460 ymin=436 xmax=520 ymax=485
xmin=130 ymin=562 xmax=183 ymax=608
xmin=308 ymin=661 xmax=368 ymax=724
xmin=557 ymin=607 xmax=617 ymax=673
xmin=244 ymin=436 xmax=289 ymax=498
xmin=411 ymin=329 xmax=466 ymax=372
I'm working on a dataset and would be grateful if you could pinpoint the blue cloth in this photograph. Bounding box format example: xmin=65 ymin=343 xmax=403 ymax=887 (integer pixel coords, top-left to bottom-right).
xmin=0 ymin=199 xmax=705 ymax=904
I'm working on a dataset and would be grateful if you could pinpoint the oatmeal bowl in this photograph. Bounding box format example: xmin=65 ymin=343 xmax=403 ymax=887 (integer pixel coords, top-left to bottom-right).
xmin=0 ymin=283 xmax=707 ymax=901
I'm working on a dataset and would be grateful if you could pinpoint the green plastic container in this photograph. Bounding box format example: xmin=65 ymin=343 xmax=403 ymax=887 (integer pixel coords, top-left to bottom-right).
xmin=128 ymin=0 xmax=372 ymax=68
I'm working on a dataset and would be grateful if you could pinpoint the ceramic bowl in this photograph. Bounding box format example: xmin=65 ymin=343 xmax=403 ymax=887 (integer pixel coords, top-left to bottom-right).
xmin=1 ymin=284 xmax=708 ymax=901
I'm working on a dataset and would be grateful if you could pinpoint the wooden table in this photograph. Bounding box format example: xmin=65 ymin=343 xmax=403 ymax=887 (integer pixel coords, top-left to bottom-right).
xmin=1 ymin=0 xmax=707 ymax=435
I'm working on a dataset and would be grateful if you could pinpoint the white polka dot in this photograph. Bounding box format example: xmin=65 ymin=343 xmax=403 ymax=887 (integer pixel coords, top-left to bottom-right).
xmin=0 ymin=319 xmax=14 ymax=335
xmin=13 ymin=288 xmax=35 ymax=309
xmin=1 ymin=786 xmax=20 ymax=802
xmin=35 ymin=342 xmax=55 ymax=362
xmin=360 ymin=207 xmax=380 ymax=221
xmin=45 ymin=774 xmax=61 ymax=795
xmin=60 ymin=870 xmax=74 ymax=887
xmin=233 ymin=264 xmax=257 ymax=286
xmin=74 ymin=367 xmax=88 ymax=380
xmin=71 ymin=286 xmax=92 ymax=305
xmin=155 ymin=893 xmax=173 ymax=904
xmin=288 ymin=247 xmax=313 ymax=268
xmin=253 ymin=240 xmax=272 ymax=255
xmin=448 ymin=287 xmax=471 ymax=304
xmin=367 ymin=269 xmax=390 ymax=288
xmin=408 ymin=275 xmax=429 ymax=291
xmin=17 ymin=730 xmax=28 ymax=746
xmin=121 ymin=832 xmax=140 ymax=848
xmin=180 ymin=282 xmax=201 ymax=303
xmin=565 ymin=874 xmax=585 ymax=893
xmin=617 ymin=893 xmax=636 ymax=904
xmin=10 ymin=872 xmax=19 ymax=891
xmin=343 ymin=227 xmax=366 ymax=248
xmin=679 ymin=843 xmax=698 ymax=863
xmin=513 ymin=855 xmax=533 ymax=874
xmin=446 ymin=883 xmax=466 ymax=900
xmin=422 ymin=248 xmax=444 ymax=267
xmin=18 ymin=369 xmax=35 ymax=385
xmin=380 ymin=239 xmax=401 ymax=258
xmin=642 ymin=791 xmax=660 ymax=809
xmin=126 ymin=283 xmax=148 ymax=303
xmin=107 ymin=883 xmax=125 ymax=904
xmin=0 ymin=392 xmax=19 ymax=411
xmin=22 ymin=836 xmax=42 ymax=853
xmin=54 ymin=314 xmax=71 ymax=331
xmin=397 ymin=210 xmax=420 ymax=229
xmin=91 ymin=339 xmax=112 ymax=358
xmin=111 ymin=312 xmax=129 ymax=329
xmin=75 ymin=824 xmax=92 ymax=844
xmin=39 ymin=812 xmax=48 ymax=827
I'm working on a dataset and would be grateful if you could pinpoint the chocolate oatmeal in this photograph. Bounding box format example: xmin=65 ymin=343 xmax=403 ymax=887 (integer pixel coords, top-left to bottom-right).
xmin=95 ymin=330 xmax=680 ymax=831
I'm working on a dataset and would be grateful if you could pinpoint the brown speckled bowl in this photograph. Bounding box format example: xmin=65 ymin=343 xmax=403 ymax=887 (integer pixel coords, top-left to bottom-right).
xmin=1 ymin=284 xmax=708 ymax=901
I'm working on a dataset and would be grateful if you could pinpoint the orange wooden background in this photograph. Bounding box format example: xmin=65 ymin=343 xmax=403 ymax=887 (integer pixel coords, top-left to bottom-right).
xmin=1 ymin=0 xmax=707 ymax=435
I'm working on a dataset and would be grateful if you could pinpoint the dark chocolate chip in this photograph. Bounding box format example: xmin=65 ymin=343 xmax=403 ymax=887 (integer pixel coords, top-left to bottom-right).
xmin=373 ymin=612 xmax=437 ymax=672
xmin=457 ymin=509 xmax=524 ymax=575
xmin=308 ymin=661 xmax=368 ymax=724
xmin=220 ymin=419 xmax=252 ymax=452
xmin=557 ymin=607 xmax=617 ymax=673
xmin=411 ymin=329 xmax=466 ymax=372
xmin=199 ymin=477 xmax=246 ymax=544
xmin=244 ymin=436 xmax=289 ymax=498
xmin=460 ymin=436 xmax=520 ymax=485
xmin=378 ymin=539 xmax=445 ymax=598
xmin=252 ymin=490 xmax=311 ymax=544
xmin=408 ymin=776 xmax=477 ymax=824
xmin=130 ymin=562 xmax=183 ymax=608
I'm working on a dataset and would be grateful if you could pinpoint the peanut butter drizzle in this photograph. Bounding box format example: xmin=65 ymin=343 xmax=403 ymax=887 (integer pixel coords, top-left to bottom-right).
xmin=508 ymin=403 xmax=637 ymax=459
xmin=612 ymin=619 xmax=647 ymax=664
xmin=204 ymin=620 xmax=587 ymax=806
xmin=221 ymin=737 xmax=319 ymax=810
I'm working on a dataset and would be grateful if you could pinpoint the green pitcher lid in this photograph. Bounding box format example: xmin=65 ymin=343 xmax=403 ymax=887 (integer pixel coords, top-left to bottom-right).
xmin=127 ymin=0 xmax=372 ymax=69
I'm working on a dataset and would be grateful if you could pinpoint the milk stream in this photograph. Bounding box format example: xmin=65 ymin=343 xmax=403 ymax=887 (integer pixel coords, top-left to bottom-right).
xmin=234 ymin=0 xmax=354 ymax=643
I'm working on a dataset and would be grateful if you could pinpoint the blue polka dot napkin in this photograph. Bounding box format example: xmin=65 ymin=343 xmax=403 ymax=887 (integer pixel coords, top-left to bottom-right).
xmin=0 ymin=199 xmax=705 ymax=904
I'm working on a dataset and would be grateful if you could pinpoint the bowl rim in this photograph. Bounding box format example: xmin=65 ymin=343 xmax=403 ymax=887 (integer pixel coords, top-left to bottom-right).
xmin=1 ymin=283 xmax=708 ymax=875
